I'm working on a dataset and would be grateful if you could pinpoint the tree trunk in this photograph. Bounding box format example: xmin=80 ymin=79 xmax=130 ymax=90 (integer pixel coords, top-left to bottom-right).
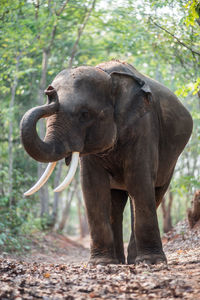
xmin=58 ymin=178 xmax=79 ymax=232
xmin=34 ymin=0 xmax=40 ymax=19
xmin=50 ymin=161 xmax=63 ymax=228
xmin=8 ymin=55 xmax=20 ymax=207
xmin=77 ymin=191 xmax=83 ymax=238
xmin=161 ymin=189 xmax=173 ymax=233
xmin=188 ymin=190 xmax=200 ymax=228
xmin=77 ymin=190 xmax=89 ymax=238
xmin=67 ymin=0 xmax=96 ymax=68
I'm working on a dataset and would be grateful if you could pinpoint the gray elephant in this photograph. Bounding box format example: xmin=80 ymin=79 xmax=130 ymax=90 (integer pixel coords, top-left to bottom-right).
xmin=20 ymin=60 xmax=193 ymax=265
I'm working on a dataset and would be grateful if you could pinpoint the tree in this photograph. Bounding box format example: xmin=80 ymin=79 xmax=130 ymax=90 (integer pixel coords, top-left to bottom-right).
xmin=188 ymin=190 xmax=200 ymax=228
xmin=161 ymin=189 xmax=173 ymax=233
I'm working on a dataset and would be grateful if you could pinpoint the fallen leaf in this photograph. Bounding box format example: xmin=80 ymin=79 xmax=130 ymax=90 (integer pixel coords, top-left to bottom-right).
xmin=43 ymin=272 xmax=51 ymax=278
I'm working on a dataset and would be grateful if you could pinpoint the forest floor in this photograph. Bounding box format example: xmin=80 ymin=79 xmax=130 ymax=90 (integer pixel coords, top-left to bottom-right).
xmin=0 ymin=219 xmax=200 ymax=299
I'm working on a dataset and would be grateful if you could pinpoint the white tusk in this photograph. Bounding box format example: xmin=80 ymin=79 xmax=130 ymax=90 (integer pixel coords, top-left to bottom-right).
xmin=24 ymin=162 xmax=57 ymax=196
xmin=54 ymin=152 xmax=79 ymax=193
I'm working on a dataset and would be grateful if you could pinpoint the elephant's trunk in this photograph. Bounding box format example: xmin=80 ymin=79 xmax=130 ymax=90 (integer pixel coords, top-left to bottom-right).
xmin=20 ymin=86 xmax=66 ymax=163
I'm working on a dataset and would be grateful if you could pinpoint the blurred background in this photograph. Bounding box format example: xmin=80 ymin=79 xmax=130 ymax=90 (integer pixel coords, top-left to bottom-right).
xmin=0 ymin=0 xmax=199 ymax=252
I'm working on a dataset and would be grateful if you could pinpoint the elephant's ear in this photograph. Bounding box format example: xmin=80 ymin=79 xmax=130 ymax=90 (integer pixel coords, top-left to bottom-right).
xmin=110 ymin=71 xmax=152 ymax=102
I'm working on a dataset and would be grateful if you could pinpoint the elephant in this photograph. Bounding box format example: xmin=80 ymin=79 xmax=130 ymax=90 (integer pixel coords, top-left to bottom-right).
xmin=20 ymin=60 xmax=193 ymax=265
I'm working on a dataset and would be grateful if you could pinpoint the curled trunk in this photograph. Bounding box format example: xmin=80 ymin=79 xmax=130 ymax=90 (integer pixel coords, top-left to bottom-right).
xmin=20 ymin=87 xmax=66 ymax=163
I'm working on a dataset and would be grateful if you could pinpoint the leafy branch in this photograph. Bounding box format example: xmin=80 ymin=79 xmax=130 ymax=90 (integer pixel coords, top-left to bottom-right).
xmin=55 ymin=0 xmax=70 ymax=16
xmin=150 ymin=17 xmax=200 ymax=57
xmin=67 ymin=0 xmax=96 ymax=68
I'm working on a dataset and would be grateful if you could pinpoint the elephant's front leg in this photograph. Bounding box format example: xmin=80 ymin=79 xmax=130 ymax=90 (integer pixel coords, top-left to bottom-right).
xmin=125 ymin=160 xmax=167 ymax=265
xmin=81 ymin=156 xmax=118 ymax=265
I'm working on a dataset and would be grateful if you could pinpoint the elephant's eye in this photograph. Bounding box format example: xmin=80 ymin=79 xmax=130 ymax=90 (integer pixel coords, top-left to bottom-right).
xmin=79 ymin=110 xmax=90 ymax=122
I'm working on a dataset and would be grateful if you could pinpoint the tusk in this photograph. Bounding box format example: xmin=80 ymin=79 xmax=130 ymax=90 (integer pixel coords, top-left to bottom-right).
xmin=24 ymin=162 xmax=57 ymax=196
xmin=54 ymin=152 xmax=79 ymax=193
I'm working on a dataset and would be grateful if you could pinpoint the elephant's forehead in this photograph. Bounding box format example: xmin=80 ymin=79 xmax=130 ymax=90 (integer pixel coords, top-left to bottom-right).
xmin=56 ymin=82 xmax=106 ymax=101
xmin=57 ymin=87 xmax=111 ymax=115
xmin=57 ymin=89 xmax=105 ymax=110
xmin=52 ymin=67 xmax=111 ymax=107
xmin=52 ymin=67 xmax=110 ymax=90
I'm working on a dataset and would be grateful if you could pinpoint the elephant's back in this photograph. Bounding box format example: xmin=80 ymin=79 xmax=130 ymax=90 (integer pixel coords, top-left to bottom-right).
xmin=97 ymin=60 xmax=193 ymax=141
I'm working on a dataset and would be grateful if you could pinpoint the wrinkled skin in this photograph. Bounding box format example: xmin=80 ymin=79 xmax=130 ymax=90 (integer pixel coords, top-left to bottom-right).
xmin=20 ymin=61 xmax=193 ymax=265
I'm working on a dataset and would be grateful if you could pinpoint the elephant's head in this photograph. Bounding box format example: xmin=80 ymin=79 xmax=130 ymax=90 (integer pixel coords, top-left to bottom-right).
xmin=21 ymin=63 xmax=152 ymax=196
xmin=20 ymin=67 xmax=117 ymax=195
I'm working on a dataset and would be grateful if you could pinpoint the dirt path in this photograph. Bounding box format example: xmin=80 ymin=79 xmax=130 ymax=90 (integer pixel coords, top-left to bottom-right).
xmin=0 ymin=221 xmax=200 ymax=299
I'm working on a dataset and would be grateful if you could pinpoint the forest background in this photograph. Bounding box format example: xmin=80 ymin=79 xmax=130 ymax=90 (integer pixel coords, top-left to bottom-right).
xmin=0 ymin=0 xmax=199 ymax=252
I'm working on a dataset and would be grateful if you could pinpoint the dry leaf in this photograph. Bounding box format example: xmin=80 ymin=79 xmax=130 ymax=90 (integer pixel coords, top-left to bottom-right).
xmin=43 ymin=272 xmax=51 ymax=278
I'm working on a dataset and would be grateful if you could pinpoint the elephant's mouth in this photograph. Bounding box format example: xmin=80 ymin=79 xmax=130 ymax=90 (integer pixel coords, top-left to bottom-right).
xmin=65 ymin=153 xmax=72 ymax=166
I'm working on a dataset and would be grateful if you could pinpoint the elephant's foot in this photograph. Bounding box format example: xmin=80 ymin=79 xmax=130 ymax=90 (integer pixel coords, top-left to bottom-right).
xmin=115 ymin=251 xmax=126 ymax=264
xmin=127 ymin=252 xmax=137 ymax=265
xmin=135 ymin=253 xmax=167 ymax=265
xmin=89 ymin=256 xmax=118 ymax=265
xmin=117 ymin=256 xmax=125 ymax=265
xmin=89 ymin=245 xmax=118 ymax=265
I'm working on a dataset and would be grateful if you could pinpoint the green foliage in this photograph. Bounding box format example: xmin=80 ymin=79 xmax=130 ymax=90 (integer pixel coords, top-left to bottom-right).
xmin=0 ymin=203 xmax=29 ymax=252
xmin=123 ymin=200 xmax=132 ymax=242
xmin=185 ymin=0 xmax=200 ymax=26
